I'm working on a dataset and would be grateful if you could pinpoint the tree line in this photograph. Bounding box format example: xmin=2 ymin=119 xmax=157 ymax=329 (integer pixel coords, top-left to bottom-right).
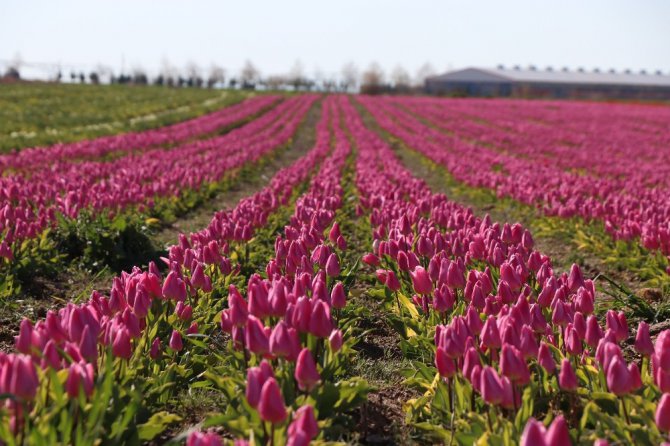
xmin=2 ymin=59 xmax=437 ymax=94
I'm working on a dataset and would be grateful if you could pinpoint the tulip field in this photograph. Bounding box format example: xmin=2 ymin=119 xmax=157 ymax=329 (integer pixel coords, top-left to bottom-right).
xmin=1 ymin=90 xmax=670 ymax=446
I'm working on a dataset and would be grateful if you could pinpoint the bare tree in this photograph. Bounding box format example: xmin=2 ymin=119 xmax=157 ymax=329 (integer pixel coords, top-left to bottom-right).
xmin=186 ymin=61 xmax=203 ymax=87
xmin=132 ymin=66 xmax=148 ymax=85
xmin=3 ymin=52 xmax=23 ymax=80
xmin=265 ymin=74 xmax=286 ymax=91
xmin=161 ymin=58 xmax=177 ymax=87
xmin=240 ymin=60 xmax=259 ymax=89
xmin=321 ymin=72 xmax=337 ymax=92
xmin=360 ymin=62 xmax=386 ymax=95
xmin=96 ymin=64 xmax=113 ymax=84
xmin=415 ymin=62 xmax=436 ymax=88
xmin=207 ymin=64 xmax=226 ymax=88
xmin=391 ymin=65 xmax=411 ymax=92
xmin=340 ymin=62 xmax=358 ymax=92
xmin=288 ymin=60 xmax=305 ymax=90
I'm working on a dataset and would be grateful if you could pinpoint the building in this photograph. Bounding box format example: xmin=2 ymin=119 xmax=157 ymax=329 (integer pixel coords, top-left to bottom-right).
xmin=425 ymin=66 xmax=670 ymax=100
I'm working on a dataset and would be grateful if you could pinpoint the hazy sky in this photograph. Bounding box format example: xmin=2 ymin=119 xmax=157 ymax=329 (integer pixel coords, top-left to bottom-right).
xmin=1 ymin=0 xmax=669 ymax=80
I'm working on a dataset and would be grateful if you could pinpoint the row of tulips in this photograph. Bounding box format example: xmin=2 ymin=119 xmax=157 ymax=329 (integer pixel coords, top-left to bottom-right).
xmin=183 ymin=96 xmax=372 ymax=445
xmin=0 ymin=97 xmax=336 ymax=443
xmin=0 ymin=95 xmax=314 ymax=265
xmin=358 ymin=96 xmax=670 ymax=270
xmin=0 ymin=94 xmax=277 ymax=173
xmin=341 ymin=95 xmax=670 ymax=444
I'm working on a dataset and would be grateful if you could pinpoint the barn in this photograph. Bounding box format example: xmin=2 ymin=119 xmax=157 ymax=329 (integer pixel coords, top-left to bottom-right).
xmin=425 ymin=66 xmax=670 ymax=100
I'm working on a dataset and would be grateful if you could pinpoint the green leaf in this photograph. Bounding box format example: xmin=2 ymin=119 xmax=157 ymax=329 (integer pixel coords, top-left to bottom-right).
xmin=137 ymin=411 xmax=183 ymax=441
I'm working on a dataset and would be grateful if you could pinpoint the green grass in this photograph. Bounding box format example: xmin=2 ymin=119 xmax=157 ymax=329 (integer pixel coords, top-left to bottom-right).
xmin=0 ymin=83 xmax=249 ymax=152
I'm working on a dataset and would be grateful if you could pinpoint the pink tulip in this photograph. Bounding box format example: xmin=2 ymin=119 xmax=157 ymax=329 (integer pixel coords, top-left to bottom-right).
xmin=246 ymin=316 xmax=269 ymax=355
xmin=65 ymin=362 xmax=95 ymax=398
xmin=567 ymin=264 xmax=585 ymax=292
xmin=538 ymin=342 xmax=556 ymax=374
xmin=435 ymin=347 xmax=456 ymax=378
xmin=558 ymin=359 xmax=578 ymax=391
xmin=295 ymin=348 xmax=321 ymax=392
xmin=15 ymin=319 xmax=33 ymax=354
xmin=325 ymin=253 xmax=340 ymax=277
xmin=329 ymin=329 xmax=343 ymax=352
xmin=9 ymin=355 xmax=39 ymax=401
xmin=480 ymin=366 xmax=504 ymax=405
xmin=480 ymin=316 xmax=501 ymax=351
xmin=169 ymin=330 xmax=183 ymax=351
xmin=410 ymin=266 xmax=433 ymax=295
xmin=112 ymin=328 xmax=132 ymax=359
xmin=656 ymin=393 xmax=670 ymax=432
xmin=606 ymin=356 xmax=631 ymax=395
xmin=162 ymin=271 xmax=187 ymax=301
xmin=270 ymin=321 xmax=299 ymax=360
xmin=187 ymin=431 xmax=223 ymax=446
xmin=309 ymin=301 xmax=332 ymax=338
xmin=150 ymin=337 xmax=161 ymax=359
xmin=288 ymin=405 xmax=318 ymax=441
xmin=520 ymin=418 xmax=547 ymax=446
xmin=331 ymin=282 xmax=346 ymax=309
xmin=258 ymin=378 xmax=287 ymax=424
xmin=546 ymin=415 xmax=571 ymax=445
xmin=635 ymin=321 xmax=654 ymax=357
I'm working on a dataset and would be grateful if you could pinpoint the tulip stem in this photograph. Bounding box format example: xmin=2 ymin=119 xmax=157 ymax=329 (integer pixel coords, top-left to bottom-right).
xmin=621 ymin=397 xmax=631 ymax=425
xmin=394 ymin=291 xmax=402 ymax=316
xmin=486 ymin=408 xmax=494 ymax=432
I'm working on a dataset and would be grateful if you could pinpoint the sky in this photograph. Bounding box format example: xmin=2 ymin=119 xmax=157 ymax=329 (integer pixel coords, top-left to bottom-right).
xmin=1 ymin=0 xmax=669 ymax=81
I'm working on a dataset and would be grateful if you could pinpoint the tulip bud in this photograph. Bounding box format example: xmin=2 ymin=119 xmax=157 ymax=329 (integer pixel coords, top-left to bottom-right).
xmin=325 ymin=253 xmax=340 ymax=277
xmin=520 ymin=418 xmax=547 ymax=446
xmin=295 ymin=348 xmax=321 ymax=392
xmin=329 ymin=329 xmax=343 ymax=352
xmin=150 ymin=337 xmax=161 ymax=360
xmin=288 ymin=405 xmax=318 ymax=442
xmin=169 ymin=330 xmax=183 ymax=351
xmin=258 ymin=378 xmax=287 ymax=424
xmin=410 ymin=266 xmax=433 ymax=295
xmin=656 ymin=393 xmax=670 ymax=432
xmin=331 ymin=282 xmax=346 ymax=309
xmin=546 ymin=415 xmax=571 ymax=445
xmin=186 ymin=431 xmax=223 ymax=446
xmin=558 ymin=359 xmax=578 ymax=391
xmin=635 ymin=321 xmax=654 ymax=357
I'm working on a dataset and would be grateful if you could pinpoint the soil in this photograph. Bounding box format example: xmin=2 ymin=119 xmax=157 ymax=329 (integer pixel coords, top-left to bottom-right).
xmin=350 ymin=287 xmax=419 ymax=445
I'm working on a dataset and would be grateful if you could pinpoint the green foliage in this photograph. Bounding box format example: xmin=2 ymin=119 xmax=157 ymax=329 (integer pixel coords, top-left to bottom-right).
xmin=0 ymin=84 xmax=248 ymax=152
xmin=54 ymin=211 xmax=158 ymax=273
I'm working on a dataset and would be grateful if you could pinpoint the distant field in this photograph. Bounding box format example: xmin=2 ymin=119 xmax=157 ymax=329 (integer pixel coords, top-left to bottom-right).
xmin=0 ymin=83 xmax=248 ymax=152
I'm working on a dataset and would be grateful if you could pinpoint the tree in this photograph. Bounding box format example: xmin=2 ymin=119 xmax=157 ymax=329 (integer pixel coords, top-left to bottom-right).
xmin=265 ymin=74 xmax=286 ymax=91
xmin=132 ymin=68 xmax=148 ymax=85
xmin=207 ymin=64 xmax=226 ymax=88
xmin=391 ymin=65 xmax=411 ymax=92
xmin=89 ymin=72 xmax=100 ymax=84
xmin=415 ymin=62 xmax=436 ymax=88
xmin=240 ymin=60 xmax=259 ymax=89
xmin=340 ymin=62 xmax=358 ymax=92
xmin=360 ymin=62 xmax=386 ymax=95
xmin=288 ymin=60 xmax=305 ymax=91
xmin=3 ymin=67 xmax=20 ymax=80
xmin=186 ymin=61 xmax=203 ymax=87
